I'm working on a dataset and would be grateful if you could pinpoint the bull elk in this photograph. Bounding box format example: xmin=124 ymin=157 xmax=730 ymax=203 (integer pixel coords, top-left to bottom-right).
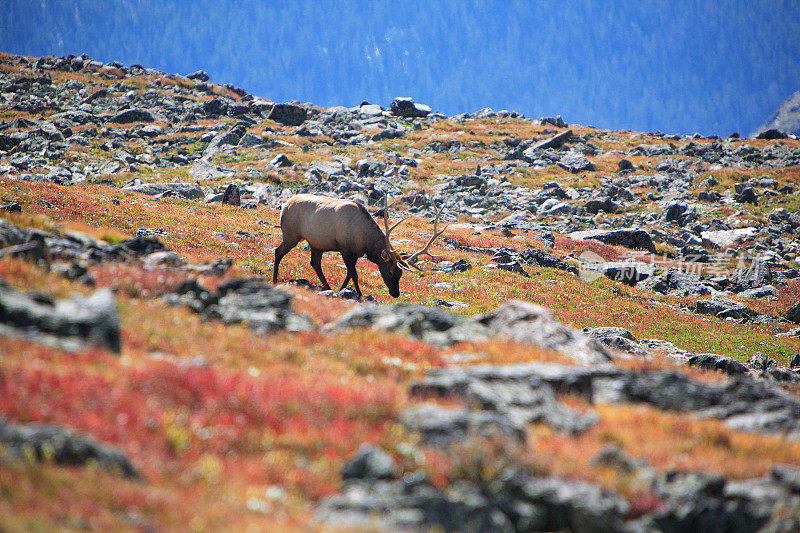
xmin=272 ymin=193 xmax=449 ymax=297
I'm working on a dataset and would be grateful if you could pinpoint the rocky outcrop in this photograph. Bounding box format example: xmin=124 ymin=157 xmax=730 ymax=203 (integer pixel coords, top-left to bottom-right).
xmin=0 ymin=281 xmax=120 ymax=352
xmin=330 ymin=300 xmax=612 ymax=364
xmin=165 ymin=277 xmax=314 ymax=334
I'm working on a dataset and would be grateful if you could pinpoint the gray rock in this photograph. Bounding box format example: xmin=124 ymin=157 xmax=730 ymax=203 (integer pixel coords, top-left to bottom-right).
xmin=587 ymin=260 xmax=655 ymax=286
xmin=411 ymin=366 xmax=599 ymax=436
xmin=319 ymin=467 xmax=629 ymax=533
xmin=637 ymin=268 xmax=715 ymax=297
xmin=390 ymin=97 xmax=431 ymax=118
xmin=402 ymin=403 xmax=525 ymax=446
xmin=342 ymin=445 xmax=398 ymax=481
xmin=269 ymin=153 xmax=292 ymax=167
xmin=0 ymin=284 xmax=121 ymax=352
xmin=558 ymin=152 xmax=595 ymax=173
xmin=308 ymin=160 xmax=345 ymax=176
xmin=738 ymin=285 xmax=777 ymax=299
xmin=687 ymin=353 xmax=750 ymax=375
xmin=701 ymin=227 xmax=757 ymax=248
xmin=237 ymin=133 xmax=264 ymax=147
xmin=584 ymin=327 xmax=646 ymax=355
xmin=0 ymin=417 xmax=137 ymax=477
xmin=122 ymin=179 xmax=205 ymax=199
xmin=522 ymin=129 xmax=573 ymax=159
xmin=170 ymin=278 xmax=314 ymax=334
xmin=475 ymin=300 xmax=613 ymax=364
xmin=584 ymin=197 xmax=621 ymax=214
xmin=662 ymin=202 xmax=695 ymax=225
xmin=189 ymin=158 xmax=235 ymax=180
xmin=329 ymin=302 xmax=490 ymax=345
xmin=186 ymin=70 xmax=210 ymax=82
xmin=695 ymin=297 xmax=756 ymax=320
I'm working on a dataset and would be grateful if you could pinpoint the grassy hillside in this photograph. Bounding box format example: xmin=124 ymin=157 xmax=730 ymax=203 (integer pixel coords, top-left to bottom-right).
xmin=1 ymin=51 xmax=800 ymax=531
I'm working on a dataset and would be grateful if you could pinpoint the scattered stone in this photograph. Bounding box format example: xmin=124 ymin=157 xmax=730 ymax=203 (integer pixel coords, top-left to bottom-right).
xmin=267 ymin=103 xmax=307 ymax=126
xmin=0 ymin=417 xmax=137 ymax=477
xmin=584 ymin=327 xmax=646 ymax=355
xmin=786 ymin=300 xmax=800 ymax=324
xmin=186 ymin=70 xmax=210 ymax=82
xmin=756 ymin=129 xmax=788 ymax=140
xmin=695 ymin=297 xmax=756 ymax=320
xmin=341 ymin=445 xmax=398 ymax=481
xmin=390 ymin=97 xmax=431 ymax=118
xmin=221 ymin=183 xmax=241 ymax=206
xmin=0 ymin=283 xmax=121 ymax=352
xmin=122 ymin=179 xmax=205 ymax=199
xmin=330 ymin=300 xmax=612 ymax=363
xmin=166 ymin=277 xmax=313 ymax=334
xmin=687 ymin=353 xmax=749 ymax=375
xmin=109 ymin=108 xmax=157 ymax=124
xmin=570 ymin=228 xmax=656 ymax=253
xmin=558 ymin=152 xmax=595 ymax=173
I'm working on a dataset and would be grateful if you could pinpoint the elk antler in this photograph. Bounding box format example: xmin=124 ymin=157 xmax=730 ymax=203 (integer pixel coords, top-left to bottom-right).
xmin=404 ymin=201 xmax=450 ymax=266
xmin=382 ymin=193 xmax=408 ymax=252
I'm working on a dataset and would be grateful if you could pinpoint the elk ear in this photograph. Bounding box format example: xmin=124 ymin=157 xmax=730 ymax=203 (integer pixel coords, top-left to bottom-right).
xmin=380 ymin=249 xmax=391 ymax=262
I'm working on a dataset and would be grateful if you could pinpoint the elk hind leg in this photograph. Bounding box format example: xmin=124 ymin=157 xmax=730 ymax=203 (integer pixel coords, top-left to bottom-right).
xmin=310 ymin=248 xmax=332 ymax=290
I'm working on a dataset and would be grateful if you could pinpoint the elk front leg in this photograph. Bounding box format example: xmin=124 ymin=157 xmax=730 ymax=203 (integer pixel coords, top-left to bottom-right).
xmin=310 ymin=248 xmax=332 ymax=290
xmin=273 ymin=239 xmax=298 ymax=284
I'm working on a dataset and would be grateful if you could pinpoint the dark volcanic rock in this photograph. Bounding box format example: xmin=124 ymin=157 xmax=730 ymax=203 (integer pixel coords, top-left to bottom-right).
xmin=109 ymin=108 xmax=157 ymax=124
xmin=756 ymin=128 xmax=789 ymax=140
xmin=786 ymin=300 xmax=800 ymax=324
xmin=570 ymin=228 xmax=657 ymax=253
xmin=221 ymin=183 xmax=241 ymax=206
xmin=0 ymin=417 xmax=137 ymax=477
xmin=593 ymin=260 xmax=655 ymax=286
xmin=390 ymin=97 xmax=431 ymax=118
xmin=267 ymin=103 xmax=307 ymax=126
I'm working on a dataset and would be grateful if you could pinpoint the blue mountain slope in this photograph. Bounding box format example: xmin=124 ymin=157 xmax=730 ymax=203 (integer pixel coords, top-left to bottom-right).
xmin=2 ymin=0 xmax=799 ymax=135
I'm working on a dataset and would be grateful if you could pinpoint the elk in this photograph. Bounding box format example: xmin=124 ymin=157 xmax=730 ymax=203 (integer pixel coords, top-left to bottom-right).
xmin=272 ymin=193 xmax=449 ymax=298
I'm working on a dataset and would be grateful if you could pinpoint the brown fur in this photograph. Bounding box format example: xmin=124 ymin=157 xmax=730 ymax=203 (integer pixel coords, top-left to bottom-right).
xmin=272 ymin=194 xmax=404 ymax=297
